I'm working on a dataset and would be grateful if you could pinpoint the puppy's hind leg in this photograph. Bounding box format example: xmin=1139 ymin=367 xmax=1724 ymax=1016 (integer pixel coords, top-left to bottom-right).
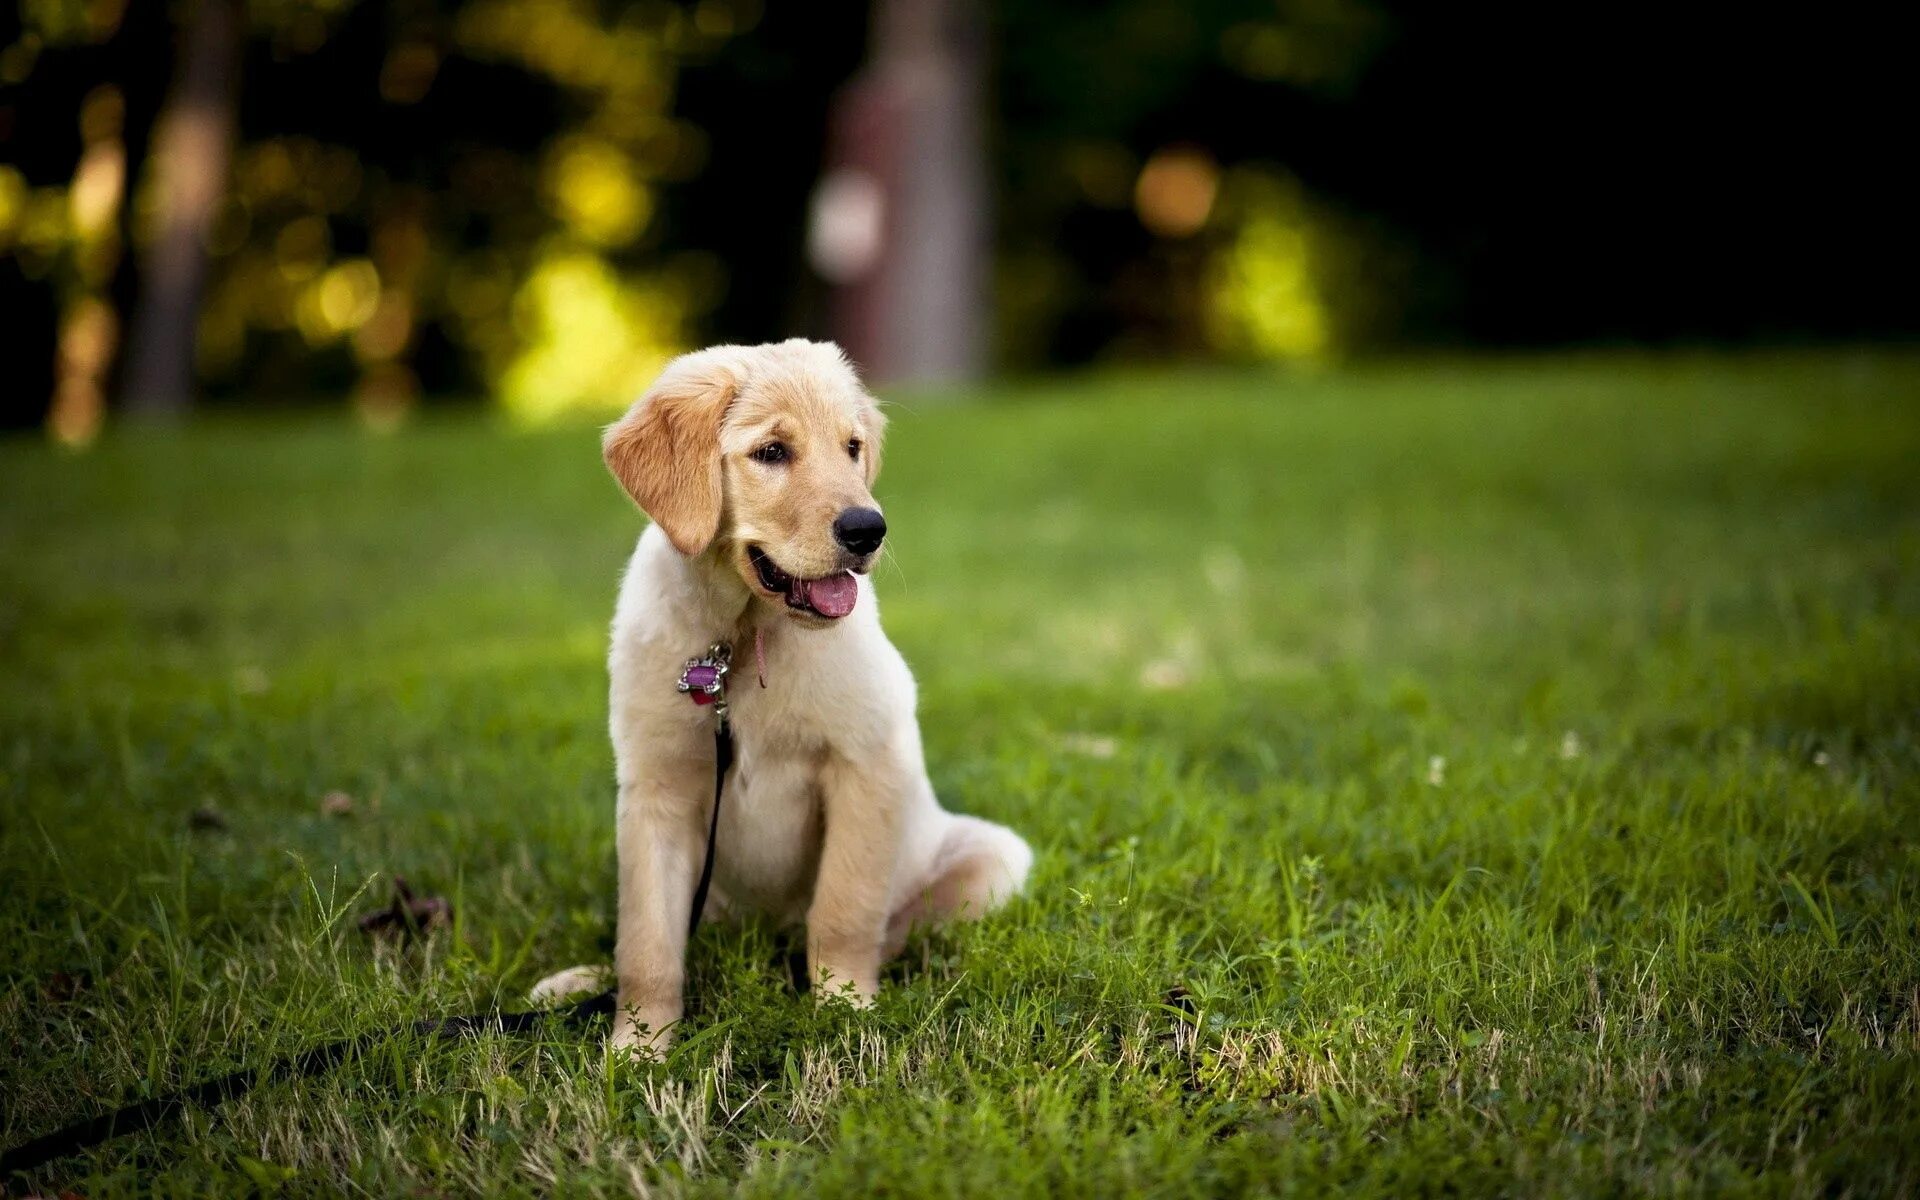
xmin=529 ymin=964 xmax=611 ymax=1006
xmin=885 ymin=815 xmax=1032 ymax=958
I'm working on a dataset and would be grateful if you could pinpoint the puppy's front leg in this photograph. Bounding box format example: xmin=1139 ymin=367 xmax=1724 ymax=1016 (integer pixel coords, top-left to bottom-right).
xmin=613 ymin=756 xmax=711 ymax=1057
xmin=808 ymin=752 xmax=907 ymax=1005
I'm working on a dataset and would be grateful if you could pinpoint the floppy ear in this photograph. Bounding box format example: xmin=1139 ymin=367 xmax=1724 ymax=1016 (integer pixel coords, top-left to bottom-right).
xmin=603 ymin=349 xmax=745 ymax=556
xmin=860 ymin=396 xmax=888 ymax=489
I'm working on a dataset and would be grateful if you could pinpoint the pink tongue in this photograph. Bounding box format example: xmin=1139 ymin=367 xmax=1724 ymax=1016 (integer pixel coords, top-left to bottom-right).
xmin=801 ymin=572 xmax=858 ymax=618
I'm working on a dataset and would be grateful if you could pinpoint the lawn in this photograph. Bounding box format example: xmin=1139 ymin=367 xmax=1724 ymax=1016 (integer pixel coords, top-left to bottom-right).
xmin=2 ymin=352 xmax=1917 ymax=1197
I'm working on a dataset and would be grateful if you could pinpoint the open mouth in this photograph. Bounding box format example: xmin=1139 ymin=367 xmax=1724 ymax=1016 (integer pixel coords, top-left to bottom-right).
xmin=747 ymin=545 xmax=859 ymax=620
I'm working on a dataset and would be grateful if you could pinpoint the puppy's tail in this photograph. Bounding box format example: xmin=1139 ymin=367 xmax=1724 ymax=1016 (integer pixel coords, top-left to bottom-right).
xmin=529 ymin=964 xmax=612 ymax=1006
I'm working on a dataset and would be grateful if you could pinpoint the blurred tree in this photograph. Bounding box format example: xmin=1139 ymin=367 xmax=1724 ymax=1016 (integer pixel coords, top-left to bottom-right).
xmin=2 ymin=0 xmax=171 ymax=436
xmin=121 ymin=0 xmax=239 ymax=416
xmin=814 ymin=0 xmax=988 ymax=384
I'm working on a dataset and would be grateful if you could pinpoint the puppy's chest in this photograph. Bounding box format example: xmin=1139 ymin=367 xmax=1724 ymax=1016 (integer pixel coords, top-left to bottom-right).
xmin=723 ymin=694 xmax=826 ymax=815
xmin=716 ymin=692 xmax=830 ymax=913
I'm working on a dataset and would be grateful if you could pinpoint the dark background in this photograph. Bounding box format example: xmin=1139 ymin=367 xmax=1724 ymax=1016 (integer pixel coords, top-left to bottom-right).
xmin=2 ymin=0 xmax=1914 ymax=431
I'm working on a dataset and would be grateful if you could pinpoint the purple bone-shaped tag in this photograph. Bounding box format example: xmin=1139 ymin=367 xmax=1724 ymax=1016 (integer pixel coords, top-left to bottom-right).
xmin=677 ymin=647 xmax=730 ymax=708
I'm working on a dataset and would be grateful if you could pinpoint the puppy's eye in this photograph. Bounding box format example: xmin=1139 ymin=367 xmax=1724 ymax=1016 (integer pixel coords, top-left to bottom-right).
xmin=750 ymin=442 xmax=790 ymax=465
xmin=846 ymin=438 xmax=862 ymax=460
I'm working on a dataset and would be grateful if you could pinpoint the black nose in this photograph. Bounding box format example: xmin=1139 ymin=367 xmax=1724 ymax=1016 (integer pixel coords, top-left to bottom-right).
xmin=833 ymin=506 xmax=887 ymax=555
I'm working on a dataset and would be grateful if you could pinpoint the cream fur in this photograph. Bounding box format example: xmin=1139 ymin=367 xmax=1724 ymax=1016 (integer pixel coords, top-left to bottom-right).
xmin=531 ymin=340 xmax=1032 ymax=1057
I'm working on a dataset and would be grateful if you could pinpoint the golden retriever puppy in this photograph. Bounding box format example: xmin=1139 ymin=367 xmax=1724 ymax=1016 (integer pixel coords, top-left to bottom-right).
xmin=532 ymin=339 xmax=1032 ymax=1056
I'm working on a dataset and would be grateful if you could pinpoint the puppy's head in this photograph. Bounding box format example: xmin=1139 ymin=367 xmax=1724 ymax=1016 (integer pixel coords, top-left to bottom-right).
xmin=604 ymin=340 xmax=887 ymax=625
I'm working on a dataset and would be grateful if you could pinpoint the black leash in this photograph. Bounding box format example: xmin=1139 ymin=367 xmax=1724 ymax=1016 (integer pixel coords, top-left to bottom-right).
xmin=689 ymin=716 xmax=732 ymax=938
xmin=0 ymin=993 xmax=616 ymax=1175
xmin=3 ymin=647 xmax=738 ymax=1178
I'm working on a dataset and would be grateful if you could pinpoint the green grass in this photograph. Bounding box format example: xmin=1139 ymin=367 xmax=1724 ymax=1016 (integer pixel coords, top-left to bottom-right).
xmin=2 ymin=351 xmax=1918 ymax=1197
